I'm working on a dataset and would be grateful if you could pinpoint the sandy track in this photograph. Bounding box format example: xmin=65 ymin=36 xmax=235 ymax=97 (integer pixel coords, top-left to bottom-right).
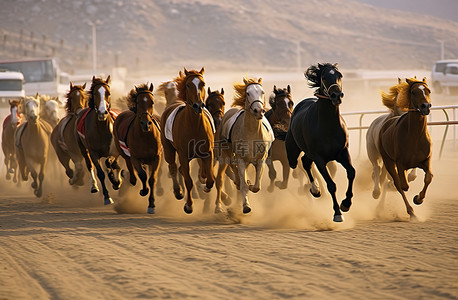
xmin=0 ymin=157 xmax=457 ymax=299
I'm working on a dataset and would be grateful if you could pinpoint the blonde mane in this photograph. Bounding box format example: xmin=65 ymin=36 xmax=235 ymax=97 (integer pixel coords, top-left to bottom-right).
xmin=381 ymin=77 xmax=424 ymax=111
xmin=232 ymin=77 xmax=263 ymax=108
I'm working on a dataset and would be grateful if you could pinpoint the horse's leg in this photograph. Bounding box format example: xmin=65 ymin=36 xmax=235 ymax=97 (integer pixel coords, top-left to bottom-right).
xmin=214 ymin=161 xmax=228 ymax=213
xmin=178 ymin=156 xmax=193 ymax=214
xmin=131 ymin=157 xmax=148 ymax=197
xmin=155 ymin=161 xmax=164 ymax=196
xmin=163 ymin=140 xmax=183 ymax=199
xmin=80 ymin=146 xmax=99 ymax=193
xmin=396 ymin=163 xmax=410 ymax=192
xmin=383 ymin=157 xmax=415 ymax=219
xmin=275 ymin=156 xmax=290 ymax=190
xmin=266 ymin=159 xmax=276 ymax=192
xmin=146 ymin=155 xmax=161 ymax=214
xmin=236 ymin=159 xmax=251 ymax=213
xmin=35 ymin=158 xmax=46 ymax=198
xmin=285 ymin=131 xmax=301 ymax=169
xmin=413 ymin=159 xmax=433 ymax=205
xmin=249 ymin=160 xmax=264 ymax=193
xmin=123 ymin=156 xmax=137 ymax=186
xmin=315 ymin=160 xmax=343 ymax=222
xmin=54 ymin=146 xmax=73 ymax=180
xmin=89 ymin=153 xmax=113 ymax=205
xmin=105 ymin=157 xmax=122 ymax=190
xmin=301 ymin=155 xmax=320 ymax=197
xmin=336 ymin=148 xmax=356 ymax=212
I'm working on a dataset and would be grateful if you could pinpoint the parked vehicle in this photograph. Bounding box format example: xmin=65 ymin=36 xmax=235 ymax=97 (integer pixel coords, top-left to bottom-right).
xmin=431 ymin=59 xmax=458 ymax=94
xmin=0 ymin=69 xmax=25 ymax=108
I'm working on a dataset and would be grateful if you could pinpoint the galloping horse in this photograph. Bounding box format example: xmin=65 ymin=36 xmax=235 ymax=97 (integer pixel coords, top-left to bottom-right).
xmin=375 ymin=77 xmax=433 ymax=219
xmin=114 ymin=83 xmax=162 ymax=214
xmin=2 ymin=99 xmax=22 ymax=182
xmin=15 ymin=96 xmax=53 ymax=197
xmin=39 ymin=95 xmax=60 ymax=128
xmin=51 ymin=83 xmax=88 ymax=186
xmin=265 ymin=85 xmax=294 ymax=191
xmin=286 ymin=63 xmax=355 ymax=222
xmin=214 ymin=77 xmax=274 ymax=214
xmin=205 ymin=87 xmax=225 ymax=130
xmin=76 ymin=76 xmax=123 ymax=205
xmin=160 ymin=67 xmax=215 ymax=214
xmin=155 ymin=80 xmax=180 ymax=114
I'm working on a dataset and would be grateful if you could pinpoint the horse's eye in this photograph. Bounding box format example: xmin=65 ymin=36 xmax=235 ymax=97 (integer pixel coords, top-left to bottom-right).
xmin=247 ymin=92 xmax=250 ymax=97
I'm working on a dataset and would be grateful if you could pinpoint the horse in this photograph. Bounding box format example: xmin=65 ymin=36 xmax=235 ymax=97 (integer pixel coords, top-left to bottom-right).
xmin=285 ymin=63 xmax=355 ymax=222
xmin=50 ymin=82 xmax=88 ymax=186
xmin=205 ymin=87 xmax=225 ymax=130
xmin=366 ymin=78 xmax=417 ymax=199
xmin=374 ymin=77 xmax=433 ymax=220
xmin=214 ymin=77 xmax=275 ymax=214
xmin=114 ymin=83 xmax=162 ymax=214
xmin=155 ymin=80 xmax=181 ymax=114
xmin=160 ymin=67 xmax=215 ymax=214
xmin=2 ymin=99 xmax=22 ymax=182
xmin=15 ymin=96 xmax=53 ymax=197
xmin=75 ymin=75 xmax=123 ymax=205
xmin=39 ymin=95 xmax=60 ymax=128
xmin=265 ymin=85 xmax=294 ymax=191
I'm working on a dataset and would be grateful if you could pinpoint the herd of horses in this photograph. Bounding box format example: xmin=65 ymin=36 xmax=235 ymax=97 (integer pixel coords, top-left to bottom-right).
xmin=1 ymin=63 xmax=433 ymax=222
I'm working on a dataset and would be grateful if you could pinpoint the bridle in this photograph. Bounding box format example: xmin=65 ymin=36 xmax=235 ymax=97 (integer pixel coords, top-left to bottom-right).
xmin=92 ymin=83 xmax=111 ymax=113
xmin=246 ymin=83 xmax=264 ymax=112
xmin=407 ymin=82 xmax=430 ymax=114
xmin=69 ymin=87 xmax=86 ymax=115
xmin=184 ymin=75 xmax=205 ymax=107
xmin=316 ymin=66 xmax=343 ymax=100
xmin=136 ymin=90 xmax=155 ymax=120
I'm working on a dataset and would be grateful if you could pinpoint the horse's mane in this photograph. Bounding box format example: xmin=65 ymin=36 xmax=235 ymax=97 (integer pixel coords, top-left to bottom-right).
xmin=232 ymin=77 xmax=262 ymax=108
xmin=174 ymin=69 xmax=202 ymax=101
xmin=65 ymin=85 xmax=87 ymax=113
xmin=88 ymin=77 xmax=109 ymax=109
xmin=304 ymin=63 xmax=339 ymax=93
xmin=381 ymin=77 xmax=423 ymax=111
xmin=125 ymin=83 xmax=150 ymax=113
xmin=269 ymin=87 xmax=290 ymax=108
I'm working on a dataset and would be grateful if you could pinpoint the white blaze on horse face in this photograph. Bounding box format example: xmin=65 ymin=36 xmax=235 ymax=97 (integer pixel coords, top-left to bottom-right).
xmin=98 ymin=86 xmax=108 ymax=113
xmin=76 ymin=91 xmax=80 ymax=97
xmin=418 ymin=85 xmax=426 ymax=98
xmin=192 ymin=77 xmax=202 ymax=100
xmin=247 ymin=84 xmax=264 ymax=114
xmin=26 ymin=101 xmax=38 ymax=119
xmin=11 ymin=106 xmax=18 ymax=123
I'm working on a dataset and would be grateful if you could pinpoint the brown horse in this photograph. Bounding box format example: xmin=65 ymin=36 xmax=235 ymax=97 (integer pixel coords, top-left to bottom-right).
xmin=2 ymin=99 xmax=22 ymax=182
xmin=376 ymin=77 xmax=433 ymax=219
xmin=205 ymin=87 xmax=225 ymax=130
xmin=51 ymin=82 xmax=88 ymax=186
xmin=15 ymin=96 xmax=53 ymax=197
xmin=114 ymin=83 xmax=162 ymax=214
xmin=160 ymin=67 xmax=215 ymax=214
xmin=265 ymin=85 xmax=294 ymax=191
xmin=76 ymin=76 xmax=123 ymax=205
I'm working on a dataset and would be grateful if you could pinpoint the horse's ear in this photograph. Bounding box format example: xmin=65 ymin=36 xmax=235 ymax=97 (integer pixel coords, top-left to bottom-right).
xmin=208 ymin=87 xmax=211 ymax=95
xmin=406 ymin=78 xmax=413 ymax=85
xmin=149 ymin=83 xmax=154 ymax=92
xmin=258 ymin=77 xmax=262 ymax=84
xmin=179 ymin=70 xmax=184 ymax=77
xmin=92 ymin=75 xmax=95 ymax=81
xmin=333 ymin=63 xmax=339 ymax=69
xmin=106 ymin=75 xmax=111 ymax=84
xmin=273 ymin=85 xmax=277 ymax=93
xmin=243 ymin=77 xmax=248 ymax=85
xmin=397 ymin=78 xmax=402 ymax=84
xmin=135 ymin=85 xmax=139 ymax=92
xmin=8 ymin=99 xmax=12 ymax=105
xmin=70 ymin=82 xmax=73 ymax=89
xmin=221 ymin=88 xmax=224 ymax=95
xmin=200 ymin=67 xmax=205 ymax=75
xmin=287 ymin=85 xmax=291 ymax=94
xmin=82 ymin=82 xmax=86 ymax=89
xmin=184 ymin=67 xmax=189 ymax=76
xmin=422 ymin=77 xmax=427 ymax=83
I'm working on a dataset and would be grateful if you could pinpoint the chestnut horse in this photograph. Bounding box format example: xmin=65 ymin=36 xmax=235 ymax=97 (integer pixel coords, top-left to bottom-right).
xmin=286 ymin=63 xmax=355 ymax=222
xmin=76 ymin=76 xmax=123 ymax=205
xmin=214 ymin=77 xmax=274 ymax=214
xmin=114 ymin=83 xmax=162 ymax=214
xmin=51 ymin=82 xmax=88 ymax=186
xmin=2 ymin=99 xmax=22 ymax=182
xmin=15 ymin=96 xmax=53 ymax=197
xmin=375 ymin=77 xmax=433 ymax=220
xmin=160 ymin=67 xmax=215 ymax=214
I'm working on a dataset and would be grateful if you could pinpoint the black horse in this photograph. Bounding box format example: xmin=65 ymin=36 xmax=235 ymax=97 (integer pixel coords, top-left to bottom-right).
xmin=285 ymin=63 xmax=355 ymax=222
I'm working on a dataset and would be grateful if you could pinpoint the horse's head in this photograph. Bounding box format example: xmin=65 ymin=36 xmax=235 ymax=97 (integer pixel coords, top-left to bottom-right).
xmin=131 ymin=83 xmax=155 ymax=132
xmin=407 ymin=77 xmax=431 ymax=115
xmin=176 ymin=67 xmax=206 ymax=114
xmin=270 ymin=85 xmax=293 ymax=128
xmin=8 ymin=99 xmax=21 ymax=123
xmin=206 ymin=87 xmax=225 ymax=129
xmin=305 ymin=63 xmax=344 ymax=106
xmin=24 ymin=95 xmax=39 ymax=124
xmin=89 ymin=75 xmax=111 ymax=121
xmin=39 ymin=95 xmax=59 ymax=127
xmin=244 ymin=77 xmax=265 ymax=119
xmin=66 ymin=82 xmax=88 ymax=114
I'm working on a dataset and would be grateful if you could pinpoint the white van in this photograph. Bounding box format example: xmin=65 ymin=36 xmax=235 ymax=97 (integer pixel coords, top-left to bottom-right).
xmin=0 ymin=69 xmax=25 ymax=107
xmin=431 ymin=59 xmax=458 ymax=94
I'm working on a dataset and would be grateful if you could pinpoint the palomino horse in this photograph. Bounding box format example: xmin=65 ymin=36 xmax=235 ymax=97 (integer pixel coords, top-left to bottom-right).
xmin=39 ymin=95 xmax=60 ymax=128
xmin=76 ymin=76 xmax=123 ymax=205
xmin=375 ymin=77 xmax=433 ymax=220
xmin=265 ymin=85 xmax=294 ymax=191
xmin=15 ymin=96 xmax=53 ymax=197
xmin=155 ymin=80 xmax=180 ymax=114
xmin=214 ymin=77 xmax=274 ymax=214
xmin=114 ymin=83 xmax=162 ymax=214
xmin=286 ymin=63 xmax=355 ymax=222
xmin=2 ymin=99 xmax=22 ymax=182
xmin=51 ymin=82 xmax=88 ymax=186
xmin=160 ymin=67 xmax=215 ymax=214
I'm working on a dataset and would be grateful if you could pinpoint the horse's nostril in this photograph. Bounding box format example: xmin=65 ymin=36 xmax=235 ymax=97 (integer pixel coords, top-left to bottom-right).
xmin=254 ymin=109 xmax=258 ymax=114
xmin=340 ymin=92 xmax=344 ymax=98
xmin=148 ymin=121 xmax=152 ymax=125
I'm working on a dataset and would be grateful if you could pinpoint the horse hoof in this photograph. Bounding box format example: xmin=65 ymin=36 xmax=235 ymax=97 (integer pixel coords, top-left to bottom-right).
xmin=243 ymin=205 xmax=251 ymax=214
xmin=184 ymin=204 xmax=193 ymax=214
xmin=8 ymin=168 xmax=15 ymax=174
xmin=31 ymin=182 xmax=37 ymax=189
xmin=104 ymin=198 xmax=114 ymax=205
xmin=174 ymin=190 xmax=184 ymax=200
xmin=91 ymin=187 xmax=99 ymax=193
xmin=413 ymin=195 xmax=424 ymax=205
xmin=333 ymin=214 xmax=344 ymax=222
xmin=275 ymin=181 xmax=287 ymax=190
xmin=156 ymin=187 xmax=164 ymax=196
xmin=249 ymin=185 xmax=260 ymax=193
xmin=140 ymin=188 xmax=149 ymax=197
xmin=267 ymin=184 xmax=274 ymax=193
xmin=310 ymin=189 xmax=321 ymax=198
xmin=147 ymin=207 xmax=155 ymax=214
xmin=372 ymin=189 xmax=381 ymax=199
xmin=129 ymin=178 xmax=137 ymax=186
xmin=410 ymin=214 xmax=418 ymax=221
xmin=214 ymin=205 xmax=223 ymax=214
xmin=340 ymin=204 xmax=350 ymax=212
xmin=34 ymin=189 xmax=42 ymax=198
xmin=6 ymin=173 xmax=11 ymax=180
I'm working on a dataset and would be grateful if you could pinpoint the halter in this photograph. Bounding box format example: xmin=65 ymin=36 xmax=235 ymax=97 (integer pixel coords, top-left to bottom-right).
xmin=315 ymin=66 xmax=342 ymax=99
xmin=246 ymin=83 xmax=264 ymax=113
